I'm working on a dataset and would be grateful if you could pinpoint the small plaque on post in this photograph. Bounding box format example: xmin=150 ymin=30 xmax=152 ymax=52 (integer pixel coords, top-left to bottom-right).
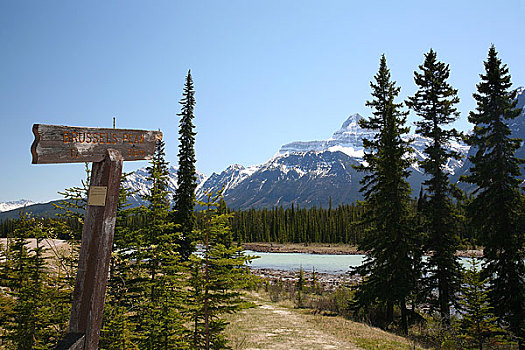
xmin=88 ymin=186 xmax=108 ymax=206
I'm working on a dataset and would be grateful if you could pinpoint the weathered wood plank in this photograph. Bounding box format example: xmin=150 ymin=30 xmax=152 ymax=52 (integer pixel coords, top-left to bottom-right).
xmin=67 ymin=149 xmax=123 ymax=350
xmin=31 ymin=124 xmax=162 ymax=164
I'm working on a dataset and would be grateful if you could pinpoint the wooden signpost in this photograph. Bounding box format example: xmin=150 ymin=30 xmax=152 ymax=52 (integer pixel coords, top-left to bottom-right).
xmin=31 ymin=124 xmax=162 ymax=350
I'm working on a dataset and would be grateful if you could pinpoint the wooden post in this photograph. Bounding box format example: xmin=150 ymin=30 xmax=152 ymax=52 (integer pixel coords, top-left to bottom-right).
xmin=56 ymin=149 xmax=123 ymax=350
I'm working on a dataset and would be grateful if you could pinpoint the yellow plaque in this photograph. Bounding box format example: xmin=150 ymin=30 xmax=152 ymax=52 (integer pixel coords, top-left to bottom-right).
xmin=88 ymin=186 xmax=108 ymax=206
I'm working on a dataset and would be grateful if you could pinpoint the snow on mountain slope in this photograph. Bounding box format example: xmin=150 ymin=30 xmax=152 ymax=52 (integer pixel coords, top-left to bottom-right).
xmin=410 ymin=135 xmax=469 ymax=174
xmin=279 ymin=114 xmax=374 ymax=158
xmin=0 ymin=200 xmax=36 ymax=212
xmin=280 ymin=113 xmax=469 ymax=174
xmin=123 ymin=165 xmax=207 ymax=205
xmin=208 ymin=150 xmax=365 ymax=209
xmin=196 ymin=164 xmax=259 ymax=199
xmin=198 ymin=108 xmax=484 ymax=208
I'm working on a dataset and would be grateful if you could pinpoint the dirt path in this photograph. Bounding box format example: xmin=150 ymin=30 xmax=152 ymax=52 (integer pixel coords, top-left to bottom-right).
xmin=226 ymin=293 xmax=362 ymax=350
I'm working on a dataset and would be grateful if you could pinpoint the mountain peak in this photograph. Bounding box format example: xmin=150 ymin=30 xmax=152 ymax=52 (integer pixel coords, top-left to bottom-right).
xmin=339 ymin=113 xmax=363 ymax=131
xmin=331 ymin=113 xmax=368 ymax=140
xmin=278 ymin=112 xmax=374 ymax=155
xmin=226 ymin=164 xmax=245 ymax=172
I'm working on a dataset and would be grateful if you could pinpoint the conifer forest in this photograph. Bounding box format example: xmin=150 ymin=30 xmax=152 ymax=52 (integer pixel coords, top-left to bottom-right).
xmin=1 ymin=46 xmax=525 ymax=349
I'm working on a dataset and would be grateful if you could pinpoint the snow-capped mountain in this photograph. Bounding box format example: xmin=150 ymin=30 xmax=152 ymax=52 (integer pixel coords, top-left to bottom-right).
xmin=279 ymin=113 xmax=372 ymax=159
xmin=195 ymin=164 xmax=258 ymax=200
xmin=0 ymin=199 xmax=36 ymax=212
xmin=197 ymin=87 xmax=525 ymax=209
xmin=198 ymin=151 xmax=366 ymax=208
xmin=281 ymin=113 xmax=469 ymax=174
xmin=123 ymin=165 xmax=207 ymax=206
xmin=197 ymin=113 xmax=469 ymax=209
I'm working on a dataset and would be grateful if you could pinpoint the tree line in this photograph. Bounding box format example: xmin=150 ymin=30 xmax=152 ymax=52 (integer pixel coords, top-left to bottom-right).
xmin=221 ymin=199 xmax=478 ymax=247
xmin=225 ymin=202 xmax=366 ymax=244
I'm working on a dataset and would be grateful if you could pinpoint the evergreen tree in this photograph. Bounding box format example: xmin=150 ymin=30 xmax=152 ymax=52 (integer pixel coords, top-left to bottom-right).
xmin=189 ymin=191 xmax=254 ymax=349
xmin=145 ymin=140 xmax=171 ymax=212
xmin=351 ymin=55 xmax=419 ymax=334
xmin=173 ymin=70 xmax=198 ymax=261
xmin=461 ymin=45 xmax=525 ymax=346
xmin=456 ymin=257 xmax=509 ymax=350
xmin=2 ymin=218 xmax=45 ymax=350
xmin=134 ymin=139 xmax=189 ymax=349
xmin=406 ymin=49 xmax=462 ymax=323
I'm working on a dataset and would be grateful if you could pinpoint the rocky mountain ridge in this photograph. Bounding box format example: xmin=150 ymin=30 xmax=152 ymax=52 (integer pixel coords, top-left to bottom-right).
xmin=0 ymin=200 xmax=36 ymax=213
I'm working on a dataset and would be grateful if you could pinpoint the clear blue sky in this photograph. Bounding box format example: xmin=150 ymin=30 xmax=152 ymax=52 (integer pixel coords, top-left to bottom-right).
xmin=1 ymin=0 xmax=524 ymax=202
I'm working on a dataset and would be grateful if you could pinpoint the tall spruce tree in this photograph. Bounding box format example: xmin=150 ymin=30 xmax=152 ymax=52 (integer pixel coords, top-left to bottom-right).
xmin=145 ymin=140 xmax=171 ymax=212
xmin=136 ymin=139 xmax=188 ymax=349
xmin=406 ymin=49 xmax=462 ymax=324
xmin=352 ymin=55 xmax=419 ymax=334
xmin=174 ymin=70 xmax=198 ymax=261
xmin=462 ymin=45 xmax=525 ymax=346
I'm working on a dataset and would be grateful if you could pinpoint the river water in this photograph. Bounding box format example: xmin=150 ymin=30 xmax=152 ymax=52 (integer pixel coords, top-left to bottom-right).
xmin=245 ymin=250 xmax=365 ymax=274
xmin=245 ymin=250 xmax=473 ymax=275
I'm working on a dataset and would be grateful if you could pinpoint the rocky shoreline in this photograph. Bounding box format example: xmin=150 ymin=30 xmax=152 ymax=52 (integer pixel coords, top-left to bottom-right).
xmin=243 ymin=242 xmax=483 ymax=258
xmin=250 ymin=267 xmax=360 ymax=291
xmin=243 ymin=243 xmax=363 ymax=255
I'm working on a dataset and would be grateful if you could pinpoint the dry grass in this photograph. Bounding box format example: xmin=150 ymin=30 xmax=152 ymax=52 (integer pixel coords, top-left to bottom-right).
xmin=0 ymin=238 xmax=71 ymax=257
xmin=225 ymin=291 xmax=427 ymax=350
xmin=305 ymin=313 xmax=425 ymax=350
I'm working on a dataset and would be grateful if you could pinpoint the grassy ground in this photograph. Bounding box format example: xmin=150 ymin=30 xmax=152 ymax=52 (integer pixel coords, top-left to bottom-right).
xmin=225 ymin=292 xmax=426 ymax=350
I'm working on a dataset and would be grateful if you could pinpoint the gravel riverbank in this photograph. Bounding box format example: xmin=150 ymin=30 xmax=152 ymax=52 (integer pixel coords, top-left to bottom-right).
xmin=243 ymin=242 xmax=483 ymax=257
xmin=250 ymin=267 xmax=360 ymax=291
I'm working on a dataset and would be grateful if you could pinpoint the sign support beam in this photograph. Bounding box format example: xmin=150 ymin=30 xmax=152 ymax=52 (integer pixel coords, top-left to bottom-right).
xmin=56 ymin=149 xmax=123 ymax=350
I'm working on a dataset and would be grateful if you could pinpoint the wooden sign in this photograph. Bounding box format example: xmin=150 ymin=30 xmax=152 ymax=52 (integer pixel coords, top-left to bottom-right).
xmin=31 ymin=124 xmax=162 ymax=164
xmin=36 ymin=123 xmax=164 ymax=350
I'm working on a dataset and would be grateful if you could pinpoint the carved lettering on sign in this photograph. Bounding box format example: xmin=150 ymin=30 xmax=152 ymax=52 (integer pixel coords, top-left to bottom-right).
xmin=31 ymin=124 xmax=162 ymax=164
